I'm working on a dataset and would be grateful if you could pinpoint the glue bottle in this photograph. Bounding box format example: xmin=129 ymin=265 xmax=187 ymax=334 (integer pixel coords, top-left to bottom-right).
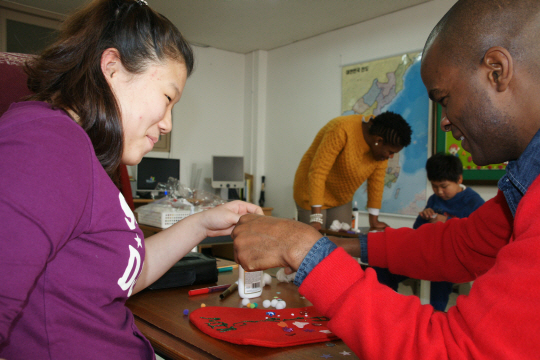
xmin=352 ymin=201 xmax=359 ymax=231
xmin=238 ymin=265 xmax=263 ymax=299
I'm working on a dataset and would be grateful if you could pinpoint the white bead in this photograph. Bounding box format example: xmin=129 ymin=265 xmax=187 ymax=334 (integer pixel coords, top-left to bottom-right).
xmin=271 ymin=299 xmax=278 ymax=307
xmin=263 ymin=273 xmax=272 ymax=286
xmin=276 ymin=300 xmax=286 ymax=310
xmin=263 ymin=300 xmax=271 ymax=308
xmin=241 ymin=298 xmax=251 ymax=306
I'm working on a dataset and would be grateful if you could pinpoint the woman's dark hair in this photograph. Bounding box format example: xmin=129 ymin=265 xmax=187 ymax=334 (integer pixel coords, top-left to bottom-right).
xmin=426 ymin=152 xmax=463 ymax=183
xmin=368 ymin=111 xmax=412 ymax=148
xmin=25 ymin=0 xmax=194 ymax=185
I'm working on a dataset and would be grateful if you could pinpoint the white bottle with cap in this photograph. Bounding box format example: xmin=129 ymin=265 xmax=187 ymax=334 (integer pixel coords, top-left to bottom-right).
xmin=352 ymin=201 xmax=359 ymax=231
xmin=238 ymin=265 xmax=263 ymax=299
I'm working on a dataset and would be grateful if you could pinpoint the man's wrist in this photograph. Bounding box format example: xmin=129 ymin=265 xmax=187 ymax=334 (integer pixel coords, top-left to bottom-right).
xmin=294 ymin=237 xmax=337 ymax=286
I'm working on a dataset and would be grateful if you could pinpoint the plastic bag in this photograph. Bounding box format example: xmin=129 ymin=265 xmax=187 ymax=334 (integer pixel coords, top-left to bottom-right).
xmin=144 ymin=177 xmax=226 ymax=212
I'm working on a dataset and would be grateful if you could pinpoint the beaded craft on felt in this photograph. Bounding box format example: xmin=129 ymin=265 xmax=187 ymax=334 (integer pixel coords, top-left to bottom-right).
xmin=189 ymin=305 xmax=338 ymax=347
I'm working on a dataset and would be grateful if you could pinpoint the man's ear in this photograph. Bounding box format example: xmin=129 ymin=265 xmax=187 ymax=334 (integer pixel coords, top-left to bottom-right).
xmin=483 ymin=46 xmax=513 ymax=92
xmin=100 ymin=48 xmax=122 ymax=83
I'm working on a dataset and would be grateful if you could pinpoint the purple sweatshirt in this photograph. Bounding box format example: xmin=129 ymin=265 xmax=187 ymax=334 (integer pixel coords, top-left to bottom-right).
xmin=0 ymin=102 xmax=154 ymax=359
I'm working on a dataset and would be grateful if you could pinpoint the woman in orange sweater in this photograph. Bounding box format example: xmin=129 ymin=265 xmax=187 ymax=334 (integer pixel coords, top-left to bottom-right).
xmin=293 ymin=111 xmax=411 ymax=230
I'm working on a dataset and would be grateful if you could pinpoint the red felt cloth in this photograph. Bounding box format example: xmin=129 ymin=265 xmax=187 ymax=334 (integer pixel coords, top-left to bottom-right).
xmin=189 ymin=305 xmax=338 ymax=347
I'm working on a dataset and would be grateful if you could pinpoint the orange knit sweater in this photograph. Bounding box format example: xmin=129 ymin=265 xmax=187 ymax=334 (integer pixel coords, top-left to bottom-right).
xmin=293 ymin=114 xmax=388 ymax=210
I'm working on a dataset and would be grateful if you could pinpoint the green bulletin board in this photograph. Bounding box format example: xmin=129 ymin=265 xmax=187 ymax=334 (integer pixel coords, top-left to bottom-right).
xmin=434 ymin=104 xmax=506 ymax=184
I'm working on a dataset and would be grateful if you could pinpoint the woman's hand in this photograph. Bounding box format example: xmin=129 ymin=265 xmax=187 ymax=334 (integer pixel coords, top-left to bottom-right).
xmin=197 ymin=200 xmax=264 ymax=237
xmin=136 ymin=201 xmax=262 ymax=294
xmin=310 ymin=221 xmax=322 ymax=230
xmin=368 ymin=214 xmax=388 ymax=231
xmin=369 ymin=223 xmax=388 ymax=231
xmin=310 ymin=206 xmax=323 ymax=230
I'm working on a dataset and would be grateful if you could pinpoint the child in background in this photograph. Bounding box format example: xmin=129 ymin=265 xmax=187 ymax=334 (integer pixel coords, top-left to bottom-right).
xmin=413 ymin=152 xmax=485 ymax=229
xmin=374 ymin=152 xmax=485 ymax=311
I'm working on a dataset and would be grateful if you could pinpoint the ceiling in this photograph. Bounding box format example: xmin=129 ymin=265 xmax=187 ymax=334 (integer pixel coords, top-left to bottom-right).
xmin=6 ymin=0 xmax=432 ymax=54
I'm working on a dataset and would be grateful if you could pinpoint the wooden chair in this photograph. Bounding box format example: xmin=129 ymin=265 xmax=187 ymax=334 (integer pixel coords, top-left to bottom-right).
xmin=0 ymin=52 xmax=34 ymax=115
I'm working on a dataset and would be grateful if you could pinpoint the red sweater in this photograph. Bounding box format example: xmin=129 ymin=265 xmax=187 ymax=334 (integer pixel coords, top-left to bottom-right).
xmin=300 ymin=180 xmax=540 ymax=359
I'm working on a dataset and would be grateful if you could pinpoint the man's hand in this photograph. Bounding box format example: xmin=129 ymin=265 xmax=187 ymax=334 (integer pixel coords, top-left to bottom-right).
xmin=232 ymin=215 xmax=321 ymax=272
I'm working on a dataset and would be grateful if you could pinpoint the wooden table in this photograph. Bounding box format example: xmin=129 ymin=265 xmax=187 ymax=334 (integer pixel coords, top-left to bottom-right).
xmin=134 ymin=198 xmax=155 ymax=209
xmin=126 ymin=267 xmax=357 ymax=359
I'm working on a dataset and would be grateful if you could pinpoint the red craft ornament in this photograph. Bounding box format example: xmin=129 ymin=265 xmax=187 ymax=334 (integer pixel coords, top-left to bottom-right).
xmin=189 ymin=306 xmax=338 ymax=347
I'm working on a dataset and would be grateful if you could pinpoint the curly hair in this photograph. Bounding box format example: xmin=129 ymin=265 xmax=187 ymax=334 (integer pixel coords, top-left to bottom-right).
xmin=24 ymin=0 xmax=194 ymax=185
xmin=368 ymin=111 xmax=412 ymax=147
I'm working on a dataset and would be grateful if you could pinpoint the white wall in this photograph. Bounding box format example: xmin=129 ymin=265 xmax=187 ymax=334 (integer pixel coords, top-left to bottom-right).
xmin=263 ymin=0 xmax=501 ymax=228
xmin=138 ymin=0 xmax=500 ymax=227
xmin=243 ymin=50 xmax=268 ymax=204
xmin=469 ymin=185 xmax=498 ymax=202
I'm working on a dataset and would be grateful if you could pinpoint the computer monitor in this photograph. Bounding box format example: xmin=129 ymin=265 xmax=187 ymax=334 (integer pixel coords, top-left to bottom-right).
xmin=136 ymin=157 xmax=180 ymax=192
xmin=212 ymin=156 xmax=244 ymax=189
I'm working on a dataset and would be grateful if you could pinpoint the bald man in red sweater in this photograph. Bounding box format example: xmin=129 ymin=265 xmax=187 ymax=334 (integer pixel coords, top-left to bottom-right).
xmin=233 ymin=0 xmax=540 ymax=358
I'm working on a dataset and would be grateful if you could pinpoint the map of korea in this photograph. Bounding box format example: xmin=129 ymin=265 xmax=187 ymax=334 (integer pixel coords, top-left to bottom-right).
xmin=344 ymin=52 xmax=428 ymax=216
xmin=351 ymin=56 xmax=412 ymax=116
